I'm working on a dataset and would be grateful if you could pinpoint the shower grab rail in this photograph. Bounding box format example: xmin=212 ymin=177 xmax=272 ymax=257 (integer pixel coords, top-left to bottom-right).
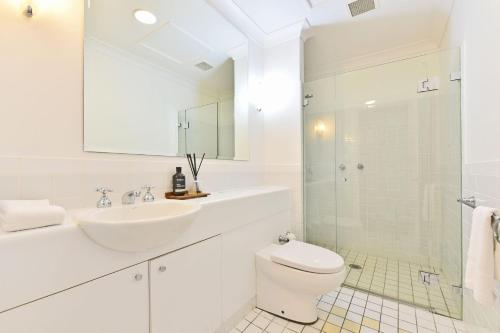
xmin=458 ymin=196 xmax=500 ymax=243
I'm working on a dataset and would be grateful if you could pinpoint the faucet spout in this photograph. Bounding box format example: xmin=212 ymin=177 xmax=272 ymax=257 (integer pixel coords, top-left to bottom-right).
xmin=122 ymin=190 xmax=141 ymax=205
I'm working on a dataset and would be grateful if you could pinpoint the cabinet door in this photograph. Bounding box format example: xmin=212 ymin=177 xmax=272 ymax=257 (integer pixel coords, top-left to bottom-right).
xmin=150 ymin=236 xmax=222 ymax=333
xmin=0 ymin=263 xmax=149 ymax=333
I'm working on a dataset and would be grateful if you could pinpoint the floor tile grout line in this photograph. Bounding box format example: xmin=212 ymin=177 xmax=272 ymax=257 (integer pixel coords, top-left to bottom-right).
xmin=341 ymin=248 xmax=461 ymax=320
xmin=236 ymin=286 xmax=460 ymax=333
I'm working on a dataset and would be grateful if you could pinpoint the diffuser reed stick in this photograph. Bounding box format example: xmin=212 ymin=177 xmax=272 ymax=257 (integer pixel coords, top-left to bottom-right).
xmin=186 ymin=153 xmax=205 ymax=193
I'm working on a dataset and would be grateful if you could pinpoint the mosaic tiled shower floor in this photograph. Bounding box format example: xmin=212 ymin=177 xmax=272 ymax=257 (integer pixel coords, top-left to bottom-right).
xmin=233 ymin=286 xmax=464 ymax=333
xmin=339 ymin=249 xmax=461 ymax=320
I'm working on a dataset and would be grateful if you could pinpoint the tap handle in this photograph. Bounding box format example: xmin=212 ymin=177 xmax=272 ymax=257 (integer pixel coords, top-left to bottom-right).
xmin=141 ymin=185 xmax=155 ymax=192
xmin=142 ymin=185 xmax=155 ymax=202
xmin=96 ymin=187 xmax=113 ymax=195
xmin=96 ymin=187 xmax=113 ymax=208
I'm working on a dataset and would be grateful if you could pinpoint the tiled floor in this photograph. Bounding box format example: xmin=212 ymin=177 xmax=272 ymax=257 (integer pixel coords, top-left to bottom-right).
xmin=232 ymin=287 xmax=465 ymax=333
xmin=339 ymin=249 xmax=462 ymax=319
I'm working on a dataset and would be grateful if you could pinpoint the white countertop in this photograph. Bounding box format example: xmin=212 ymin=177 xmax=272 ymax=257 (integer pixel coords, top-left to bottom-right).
xmin=0 ymin=186 xmax=291 ymax=313
xmin=0 ymin=186 xmax=288 ymax=238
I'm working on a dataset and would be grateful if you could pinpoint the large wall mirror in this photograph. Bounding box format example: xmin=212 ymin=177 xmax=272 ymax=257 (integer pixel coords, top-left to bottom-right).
xmin=84 ymin=0 xmax=249 ymax=160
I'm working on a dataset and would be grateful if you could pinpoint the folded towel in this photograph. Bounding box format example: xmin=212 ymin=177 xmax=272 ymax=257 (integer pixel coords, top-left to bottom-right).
xmin=0 ymin=200 xmax=66 ymax=232
xmin=465 ymin=206 xmax=498 ymax=305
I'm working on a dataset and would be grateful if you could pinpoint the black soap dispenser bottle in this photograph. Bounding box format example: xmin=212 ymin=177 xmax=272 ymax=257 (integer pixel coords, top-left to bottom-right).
xmin=172 ymin=167 xmax=186 ymax=196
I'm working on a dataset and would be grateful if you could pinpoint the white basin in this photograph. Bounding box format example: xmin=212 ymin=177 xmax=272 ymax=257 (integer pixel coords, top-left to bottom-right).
xmin=77 ymin=201 xmax=201 ymax=252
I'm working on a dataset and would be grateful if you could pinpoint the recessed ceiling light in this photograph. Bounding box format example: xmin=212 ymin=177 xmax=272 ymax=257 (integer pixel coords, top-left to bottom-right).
xmin=134 ymin=10 xmax=157 ymax=25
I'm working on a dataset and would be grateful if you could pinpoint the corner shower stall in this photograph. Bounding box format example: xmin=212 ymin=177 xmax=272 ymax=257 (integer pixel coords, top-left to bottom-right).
xmin=303 ymin=49 xmax=462 ymax=319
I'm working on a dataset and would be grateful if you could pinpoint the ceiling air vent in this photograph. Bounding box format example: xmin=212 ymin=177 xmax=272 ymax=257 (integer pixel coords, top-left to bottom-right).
xmin=195 ymin=61 xmax=213 ymax=71
xmin=348 ymin=0 xmax=376 ymax=17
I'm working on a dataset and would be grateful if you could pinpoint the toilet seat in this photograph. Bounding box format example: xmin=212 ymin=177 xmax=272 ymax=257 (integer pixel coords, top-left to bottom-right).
xmin=270 ymin=240 xmax=344 ymax=274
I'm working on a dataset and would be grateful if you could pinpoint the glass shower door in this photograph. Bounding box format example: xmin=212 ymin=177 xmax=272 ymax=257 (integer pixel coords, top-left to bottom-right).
xmin=304 ymin=48 xmax=462 ymax=319
xmin=304 ymin=77 xmax=337 ymax=251
xmin=334 ymin=49 xmax=462 ymax=318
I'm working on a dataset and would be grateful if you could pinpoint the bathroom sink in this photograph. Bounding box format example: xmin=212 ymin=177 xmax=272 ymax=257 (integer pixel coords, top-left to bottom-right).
xmin=77 ymin=201 xmax=201 ymax=252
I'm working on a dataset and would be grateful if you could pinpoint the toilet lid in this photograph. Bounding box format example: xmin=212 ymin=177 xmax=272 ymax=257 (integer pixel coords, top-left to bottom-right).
xmin=270 ymin=241 xmax=344 ymax=274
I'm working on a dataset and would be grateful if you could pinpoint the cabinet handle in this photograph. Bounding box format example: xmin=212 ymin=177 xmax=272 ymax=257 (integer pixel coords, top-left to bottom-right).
xmin=134 ymin=273 xmax=143 ymax=281
xmin=159 ymin=265 xmax=166 ymax=273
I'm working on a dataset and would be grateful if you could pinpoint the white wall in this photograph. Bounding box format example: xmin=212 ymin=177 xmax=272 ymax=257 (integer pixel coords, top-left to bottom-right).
xmin=442 ymin=0 xmax=500 ymax=164
xmin=441 ymin=0 xmax=500 ymax=331
xmin=262 ymin=38 xmax=304 ymax=239
xmin=233 ymin=52 xmax=250 ymax=161
xmin=0 ymin=0 xmax=266 ymax=210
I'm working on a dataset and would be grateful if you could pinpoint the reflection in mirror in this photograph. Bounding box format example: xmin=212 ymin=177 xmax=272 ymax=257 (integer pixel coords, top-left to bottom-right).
xmin=84 ymin=0 xmax=249 ymax=160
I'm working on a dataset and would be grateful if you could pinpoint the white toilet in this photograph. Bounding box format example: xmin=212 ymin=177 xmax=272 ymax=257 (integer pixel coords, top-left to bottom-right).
xmin=256 ymin=240 xmax=346 ymax=324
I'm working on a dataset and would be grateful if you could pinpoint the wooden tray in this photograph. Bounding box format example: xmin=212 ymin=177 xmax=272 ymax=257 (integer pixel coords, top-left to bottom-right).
xmin=165 ymin=192 xmax=210 ymax=200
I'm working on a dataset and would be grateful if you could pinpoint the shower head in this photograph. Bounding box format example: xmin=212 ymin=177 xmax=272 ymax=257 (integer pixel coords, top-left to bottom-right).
xmin=348 ymin=0 xmax=376 ymax=17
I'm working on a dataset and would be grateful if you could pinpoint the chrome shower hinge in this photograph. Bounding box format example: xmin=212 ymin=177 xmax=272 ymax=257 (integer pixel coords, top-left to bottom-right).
xmin=417 ymin=77 xmax=440 ymax=93
xmin=419 ymin=271 xmax=440 ymax=286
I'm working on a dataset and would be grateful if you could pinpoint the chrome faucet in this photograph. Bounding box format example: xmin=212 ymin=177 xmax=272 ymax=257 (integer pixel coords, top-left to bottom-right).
xmin=142 ymin=185 xmax=155 ymax=202
xmin=96 ymin=187 xmax=113 ymax=208
xmin=122 ymin=190 xmax=141 ymax=205
xmin=278 ymin=231 xmax=295 ymax=245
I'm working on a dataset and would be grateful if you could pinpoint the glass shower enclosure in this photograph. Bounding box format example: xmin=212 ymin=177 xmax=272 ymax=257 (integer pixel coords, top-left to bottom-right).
xmin=304 ymin=49 xmax=462 ymax=319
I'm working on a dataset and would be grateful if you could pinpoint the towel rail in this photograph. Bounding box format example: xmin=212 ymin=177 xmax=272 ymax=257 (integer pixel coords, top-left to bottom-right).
xmin=458 ymin=196 xmax=500 ymax=243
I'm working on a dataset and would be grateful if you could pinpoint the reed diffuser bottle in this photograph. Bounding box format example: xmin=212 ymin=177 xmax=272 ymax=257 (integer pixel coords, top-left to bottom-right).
xmin=186 ymin=153 xmax=205 ymax=194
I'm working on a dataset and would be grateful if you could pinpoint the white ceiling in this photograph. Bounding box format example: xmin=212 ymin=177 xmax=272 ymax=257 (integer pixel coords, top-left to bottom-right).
xmin=304 ymin=0 xmax=455 ymax=80
xmin=85 ymin=0 xmax=248 ymax=95
xmin=232 ymin=0 xmax=310 ymax=34
xmin=305 ymin=0 xmax=453 ymax=38
xmin=208 ymin=0 xmax=455 ymax=56
xmin=86 ymin=0 xmax=456 ymax=86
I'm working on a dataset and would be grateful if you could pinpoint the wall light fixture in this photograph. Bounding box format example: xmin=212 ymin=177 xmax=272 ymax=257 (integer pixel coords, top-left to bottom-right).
xmin=314 ymin=121 xmax=327 ymax=136
xmin=24 ymin=2 xmax=33 ymax=17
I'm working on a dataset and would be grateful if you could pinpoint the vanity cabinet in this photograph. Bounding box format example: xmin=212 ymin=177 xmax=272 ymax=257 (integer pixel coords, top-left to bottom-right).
xmin=0 ymin=263 xmax=150 ymax=333
xmin=0 ymin=236 xmax=224 ymax=333
xmin=150 ymin=235 xmax=223 ymax=333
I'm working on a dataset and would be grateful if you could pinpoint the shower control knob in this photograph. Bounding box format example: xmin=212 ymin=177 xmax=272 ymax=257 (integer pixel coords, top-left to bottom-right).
xmin=339 ymin=164 xmax=346 ymax=171
xmin=159 ymin=265 xmax=166 ymax=273
xmin=134 ymin=274 xmax=143 ymax=281
xmin=357 ymin=163 xmax=364 ymax=170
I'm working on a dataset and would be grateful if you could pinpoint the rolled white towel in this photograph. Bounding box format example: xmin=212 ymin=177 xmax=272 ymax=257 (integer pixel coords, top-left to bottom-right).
xmin=0 ymin=200 xmax=66 ymax=232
